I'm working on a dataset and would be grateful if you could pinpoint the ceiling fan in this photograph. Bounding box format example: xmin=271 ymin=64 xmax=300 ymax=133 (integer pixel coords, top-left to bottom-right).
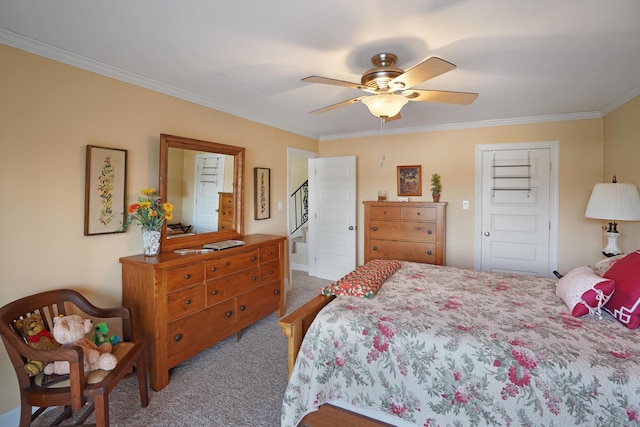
xmin=302 ymin=53 xmax=478 ymax=120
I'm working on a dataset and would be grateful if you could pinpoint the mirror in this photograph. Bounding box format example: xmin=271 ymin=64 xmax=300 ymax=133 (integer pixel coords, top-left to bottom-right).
xmin=159 ymin=134 xmax=245 ymax=252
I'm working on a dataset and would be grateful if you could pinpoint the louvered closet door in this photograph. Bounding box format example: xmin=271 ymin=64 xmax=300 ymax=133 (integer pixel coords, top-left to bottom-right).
xmin=194 ymin=154 xmax=225 ymax=233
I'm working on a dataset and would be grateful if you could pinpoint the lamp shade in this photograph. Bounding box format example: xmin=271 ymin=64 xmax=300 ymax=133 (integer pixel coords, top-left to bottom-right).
xmin=362 ymin=94 xmax=408 ymax=118
xmin=585 ymin=182 xmax=640 ymax=221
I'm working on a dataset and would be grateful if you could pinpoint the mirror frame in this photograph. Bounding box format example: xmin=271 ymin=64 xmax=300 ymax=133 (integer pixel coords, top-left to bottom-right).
xmin=159 ymin=134 xmax=245 ymax=252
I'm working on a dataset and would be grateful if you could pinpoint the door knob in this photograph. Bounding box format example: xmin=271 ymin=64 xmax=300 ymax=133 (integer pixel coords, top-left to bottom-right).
xmin=349 ymin=226 xmax=354 ymax=230
xmin=484 ymin=231 xmax=491 ymax=236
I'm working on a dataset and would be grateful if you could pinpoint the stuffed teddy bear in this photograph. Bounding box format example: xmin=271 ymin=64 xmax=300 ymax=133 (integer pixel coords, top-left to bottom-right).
xmin=92 ymin=321 xmax=121 ymax=346
xmin=44 ymin=314 xmax=117 ymax=375
xmin=14 ymin=313 xmax=60 ymax=376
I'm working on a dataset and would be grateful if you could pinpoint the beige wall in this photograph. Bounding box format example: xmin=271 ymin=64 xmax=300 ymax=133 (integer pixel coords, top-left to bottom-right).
xmin=319 ymin=119 xmax=606 ymax=271
xmin=603 ymin=95 xmax=640 ymax=251
xmin=0 ymin=44 xmax=317 ymax=413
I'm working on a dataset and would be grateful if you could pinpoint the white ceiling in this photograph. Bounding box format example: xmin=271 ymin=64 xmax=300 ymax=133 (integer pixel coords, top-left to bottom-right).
xmin=2 ymin=0 xmax=640 ymax=141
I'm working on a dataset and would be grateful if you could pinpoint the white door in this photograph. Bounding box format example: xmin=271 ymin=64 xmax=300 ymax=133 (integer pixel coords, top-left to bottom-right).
xmin=194 ymin=154 xmax=225 ymax=233
xmin=476 ymin=143 xmax=558 ymax=277
xmin=308 ymin=156 xmax=357 ymax=281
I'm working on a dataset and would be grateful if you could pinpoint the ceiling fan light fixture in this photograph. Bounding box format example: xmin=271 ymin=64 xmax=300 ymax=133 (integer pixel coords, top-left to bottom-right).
xmin=362 ymin=94 xmax=409 ymax=118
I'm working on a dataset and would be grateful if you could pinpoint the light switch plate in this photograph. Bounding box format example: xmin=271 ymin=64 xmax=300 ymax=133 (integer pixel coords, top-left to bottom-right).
xmin=463 ymin=200 xmax=470 ymax=210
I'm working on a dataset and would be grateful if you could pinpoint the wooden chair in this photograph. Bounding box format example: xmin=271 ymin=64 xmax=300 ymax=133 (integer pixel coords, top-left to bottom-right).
xmin=0 ymin=289 xmax=149 ymax=426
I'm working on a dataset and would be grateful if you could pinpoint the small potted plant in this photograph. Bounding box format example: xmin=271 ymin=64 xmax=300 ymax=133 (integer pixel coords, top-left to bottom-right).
xmin=430 ymin=173 xmax=442 ymax=202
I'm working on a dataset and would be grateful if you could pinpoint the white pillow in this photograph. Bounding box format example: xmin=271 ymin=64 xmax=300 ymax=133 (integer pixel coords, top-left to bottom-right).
xmin=556 ymin=266 xmax=616 ymax=318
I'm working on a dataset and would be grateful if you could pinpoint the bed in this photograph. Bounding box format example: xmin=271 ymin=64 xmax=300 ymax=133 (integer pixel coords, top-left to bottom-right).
xmin=279 ymin=259 xmax=640 ymax=426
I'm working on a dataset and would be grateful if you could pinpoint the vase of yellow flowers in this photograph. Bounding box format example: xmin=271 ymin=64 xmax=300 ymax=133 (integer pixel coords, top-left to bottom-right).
xmin=122 ymin=188 xmax=174 ymax=256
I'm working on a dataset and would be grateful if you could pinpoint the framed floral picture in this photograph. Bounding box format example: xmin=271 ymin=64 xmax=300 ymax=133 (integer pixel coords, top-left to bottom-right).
xmin=84 ymin=145 xmax=128 ymax=235
xmin=397 ymin=165 xmax=422 ymax=196
xmin=254 ymin=167 xmax=271 ymax=220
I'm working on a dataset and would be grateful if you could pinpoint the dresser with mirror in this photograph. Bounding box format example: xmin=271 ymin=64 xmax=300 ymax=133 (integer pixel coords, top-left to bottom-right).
xmin=120 ymin=134 xmax=286 ymax=390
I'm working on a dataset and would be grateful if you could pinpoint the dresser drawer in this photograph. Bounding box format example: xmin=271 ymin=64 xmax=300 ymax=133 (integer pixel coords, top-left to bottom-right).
xmin=369 ymin=220 xmax=437 ymax=242
xmin=260 ymin=259 xmax=280 ymax=283
xmin=205 ymin=249 xmax=259 ymax=279
xmin=259 ymin=244 xmax=280 ymax=263
xmin=166 ymin=263 xmax=205 ymax=293
xmin=167 ymin=299 xmax=235 ymax=359
xmin=167 ymin=286 xmax=205 ymax=322
xmin=369 ymin=206 xmax=401 ymax=220
xmin=402 ymin=207 xmax=436 ymax=221
xmin=236 ymin=281 xmax=281 ymax=330
xmin=206 ymin=267 xmax=260 ymax=306
xmin=367 ymin=240 xmax=437 ymax=264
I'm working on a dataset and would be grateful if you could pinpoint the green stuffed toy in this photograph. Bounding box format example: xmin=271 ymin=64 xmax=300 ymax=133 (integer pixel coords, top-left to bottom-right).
xmin=92 ymin=321 xmax=121 ymax=346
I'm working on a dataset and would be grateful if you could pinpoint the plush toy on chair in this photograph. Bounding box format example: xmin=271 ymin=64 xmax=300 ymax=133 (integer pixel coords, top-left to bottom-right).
xmin=44 ymin=314 xmax=117 ymax=375
xmin=14 ymin=313 xmax=60 ymax=376
xmin=93 ymin=321 xmax=121 ymax=346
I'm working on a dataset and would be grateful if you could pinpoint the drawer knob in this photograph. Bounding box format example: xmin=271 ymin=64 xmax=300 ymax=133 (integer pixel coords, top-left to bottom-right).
xmin=373 ymin=245 xmax=378 ymax=251
xmin=383 ymin=210 xmax=387 ymax=214
xmin=226 ymin=311 xmax=233 ymax=318
xmin=427 ymin=230 xmax=433 ymax=235
xmin=417 ymin=212 xmax=421 ymax=216
xmin=427 ymin=250 xmax=432 ymax=255
xmin=210 ymin=267 xmax=217 ymax=272
xmin=184 ymin=274 xmax=191 ymax=279
xmin=175 ymin=334 xmax=183 ymax=342
xmin=268 ymin=270 xmax=274 ymax=275
xmin=211 ymin=290 xmax=218 ymax=296
xmin=373 ymin=227 xmax=378 ymax=231
xmin=252 ymin=256 xmax=257 ymax=261
xmin=185 ymin=299 xmax=191 ymax=305
xmin=274 ymin=290 xmax=280 ymax=295
xmin=268 ymin=251 xmax=273 ymax=256
xmin=252 ymin=276 xmax=258 ymax=281
xmin=226 ymin=261 xmax=231 ymax=266
xmin=240 ymin=305 xmax=246 ymax=311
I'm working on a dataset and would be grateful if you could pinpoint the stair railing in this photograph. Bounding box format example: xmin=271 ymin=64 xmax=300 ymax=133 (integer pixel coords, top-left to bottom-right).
xmin=290 ymin=180 xmax=308 ymax=234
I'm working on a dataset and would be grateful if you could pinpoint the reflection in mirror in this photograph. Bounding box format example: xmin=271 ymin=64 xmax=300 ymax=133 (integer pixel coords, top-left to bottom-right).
xmin=159 ymin=134 xmax=245 ymax=252
xmin=166 ymin=148 xmax=235 ymax=236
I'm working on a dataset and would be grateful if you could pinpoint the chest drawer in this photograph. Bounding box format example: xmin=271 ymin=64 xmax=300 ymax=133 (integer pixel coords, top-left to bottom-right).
xmin=402 ymin=207 xmax=436 ymax=221
xmin=369 ymin=206 xmax=401 ymax=220
xmin=236 ymin=280 xmax=281 ymax=329
xmin=166 ymin=263 xmax=205 ymax=293
xmin=260 ymin=259 xmax=280 ymax=283
xmin=167 ymin=286 xmax=205 ymax=322
xmin=205 ymin=249 xmax=259 ymax=279
xmin=206 ymin=267 xmax=260 ymax=306
xmin=259 ymin=244 xmax=280 ymax=263
xmin=167 ymin=298 xmax=235 ymax=359
xmin=367 ymin=240 xmax=437 ymax=264
xmin=369 ymin=220 xmax=437 ymax=242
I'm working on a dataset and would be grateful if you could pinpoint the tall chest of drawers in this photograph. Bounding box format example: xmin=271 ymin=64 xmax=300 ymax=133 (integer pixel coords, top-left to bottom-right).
xmin=363 ymin=201 xmax=446 ymax=265
xmin=120 ymin=234 xmax=286 ymax=391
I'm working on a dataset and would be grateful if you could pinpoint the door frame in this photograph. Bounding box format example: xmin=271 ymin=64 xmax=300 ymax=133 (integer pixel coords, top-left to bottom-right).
xmin=474 ymin=141 xmax=560 ymax=276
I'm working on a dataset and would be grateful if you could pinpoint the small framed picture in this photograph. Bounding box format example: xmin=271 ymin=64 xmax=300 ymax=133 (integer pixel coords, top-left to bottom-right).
xmin=254 ymin=167 xmax=271 ymax=220
xmin=397 ymin=165 xmax=422 ymax=196
xmin=84 ymin=145 xmax=128 ymax=235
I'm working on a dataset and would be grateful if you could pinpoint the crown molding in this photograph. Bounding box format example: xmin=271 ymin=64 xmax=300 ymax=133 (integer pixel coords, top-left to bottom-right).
xmin=319 ymin=111 xmax=602 ymax=141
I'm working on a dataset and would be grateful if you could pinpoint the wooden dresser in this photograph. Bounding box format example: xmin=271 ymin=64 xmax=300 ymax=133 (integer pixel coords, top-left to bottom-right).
xmin=217 ymin=192 xmax=233 ymax=231
xmin=363 ymin=201 xmax=446 ymax=265
xmin=120 ymin=234 xmax=286 ymax=391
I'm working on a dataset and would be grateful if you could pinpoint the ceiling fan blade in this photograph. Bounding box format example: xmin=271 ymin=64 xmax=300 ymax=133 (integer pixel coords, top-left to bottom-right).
xmin=402 ymin=89 xmax=478 ymax=105
xmin=390 ymin=57 xmax=456 ymax=90
xmin=309 ymin=96 xmax=367 ymax=114
xmin=302 ymin=76 xmax=368 ymax=91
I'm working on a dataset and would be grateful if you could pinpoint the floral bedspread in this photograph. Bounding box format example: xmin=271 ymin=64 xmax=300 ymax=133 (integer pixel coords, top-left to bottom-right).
xmin=281 ymin=262 xmax=640 ymax=426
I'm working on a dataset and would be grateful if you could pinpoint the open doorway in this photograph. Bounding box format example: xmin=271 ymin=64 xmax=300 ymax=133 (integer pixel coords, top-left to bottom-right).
xmin=287 ymin=148 xmax=317 ymax=279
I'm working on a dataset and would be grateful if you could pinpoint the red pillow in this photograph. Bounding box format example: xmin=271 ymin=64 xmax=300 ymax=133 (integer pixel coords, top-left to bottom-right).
xmin=603 ymin=251 xmax=640 ymax=329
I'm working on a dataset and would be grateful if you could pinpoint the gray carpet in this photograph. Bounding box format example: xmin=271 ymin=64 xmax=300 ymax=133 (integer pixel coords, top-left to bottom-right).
xmin=33 ymin=270 xmax=331 ymax=427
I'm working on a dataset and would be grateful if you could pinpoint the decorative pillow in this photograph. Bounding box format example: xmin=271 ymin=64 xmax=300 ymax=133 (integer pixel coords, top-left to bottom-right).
xmin=603 ymin=251 xmax=640 ymax=329
xmin=320 ymin=259 xmax=402 ymax=298
xmin=556 ymin=266 xmax=615 ymax=318
xmin=592 ymin=254 xmax=626 ymax=277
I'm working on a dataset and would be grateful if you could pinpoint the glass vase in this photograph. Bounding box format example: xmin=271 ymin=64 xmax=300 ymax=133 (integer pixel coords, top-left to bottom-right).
xmin=141 ymin=229 xmax=161 ymax=256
